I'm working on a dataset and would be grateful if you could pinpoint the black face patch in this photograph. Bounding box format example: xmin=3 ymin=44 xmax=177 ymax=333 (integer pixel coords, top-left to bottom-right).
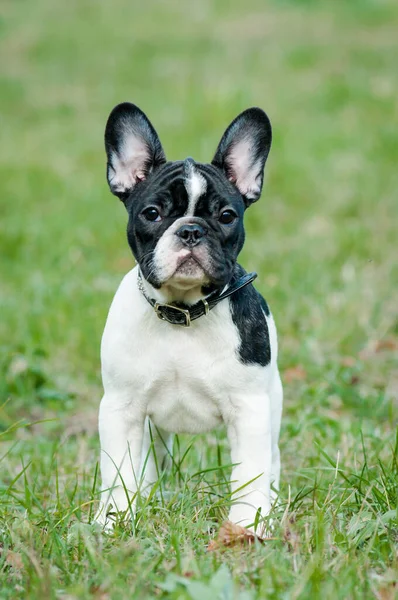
xmin=125 ymin=161 xmax=246 ymax=289
xmin=228 ymin=265 xmax=271 ymax=367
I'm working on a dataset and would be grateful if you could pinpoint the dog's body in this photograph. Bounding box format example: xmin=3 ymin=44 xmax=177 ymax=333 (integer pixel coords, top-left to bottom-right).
xmin=96 ymin=103 xmax=283 ymax=533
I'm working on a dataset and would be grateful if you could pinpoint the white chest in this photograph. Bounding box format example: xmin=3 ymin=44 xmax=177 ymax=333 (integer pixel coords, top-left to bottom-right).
xmin=141 ymin=315 xmax=243 ymax=432
xmin=101 ymin=268 xmax=270 ymax=434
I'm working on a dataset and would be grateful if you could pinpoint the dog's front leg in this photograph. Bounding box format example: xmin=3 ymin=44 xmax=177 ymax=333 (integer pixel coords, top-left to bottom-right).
xmin=95 ymin=393 xmax=145 ymax=529
xmin=227 ymin=394 xmax=272 ymax=535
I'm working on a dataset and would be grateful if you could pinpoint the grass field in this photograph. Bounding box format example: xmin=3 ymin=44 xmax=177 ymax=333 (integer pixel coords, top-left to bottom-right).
xmin=1 ymin=0 xmax=397 ymax=597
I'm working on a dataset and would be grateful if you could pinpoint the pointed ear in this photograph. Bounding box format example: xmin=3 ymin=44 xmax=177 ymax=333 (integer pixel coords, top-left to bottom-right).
xmin=105 ymin=102 xmax=166 ymax=200
xmin=212 ymin=108 xmax=272 ymax=206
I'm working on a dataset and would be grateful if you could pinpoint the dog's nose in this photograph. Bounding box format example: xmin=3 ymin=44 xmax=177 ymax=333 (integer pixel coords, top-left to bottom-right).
xmin=176 ymin=223 xmax=206 ymax=247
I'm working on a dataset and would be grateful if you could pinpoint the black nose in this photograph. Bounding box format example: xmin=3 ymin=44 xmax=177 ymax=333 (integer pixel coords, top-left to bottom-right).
xmin=176 ymin=223 xmax=206 ymax=247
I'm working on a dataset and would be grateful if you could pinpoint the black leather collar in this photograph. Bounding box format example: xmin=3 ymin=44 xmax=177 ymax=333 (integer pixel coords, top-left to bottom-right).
xmin=137 ymin=270 xmax=258 ymax=327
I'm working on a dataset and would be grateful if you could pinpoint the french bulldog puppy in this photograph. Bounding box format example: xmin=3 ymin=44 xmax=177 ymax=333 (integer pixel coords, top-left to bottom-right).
xmin=95 ymin=103 xmax=283 ymax=535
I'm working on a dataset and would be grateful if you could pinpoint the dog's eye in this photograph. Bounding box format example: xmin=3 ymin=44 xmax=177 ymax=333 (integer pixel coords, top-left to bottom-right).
xmin=219 ymin=210 xmax=237 ymax=225
xmin=142 ymin=207 xmax=161 ymax=222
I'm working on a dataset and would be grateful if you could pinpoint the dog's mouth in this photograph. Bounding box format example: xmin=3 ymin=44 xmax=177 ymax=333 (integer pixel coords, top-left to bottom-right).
xmin=141 ymin=242 xmax=226 ymax=296
xmin=174 ymin=254 xmax=206 ymax=278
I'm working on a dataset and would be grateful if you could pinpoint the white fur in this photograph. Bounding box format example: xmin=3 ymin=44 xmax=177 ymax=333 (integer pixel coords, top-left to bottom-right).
xmin=184 ymin=164 xmax=207 ymax=215
xmin=95 ymin=266 xmax=283 ymax=534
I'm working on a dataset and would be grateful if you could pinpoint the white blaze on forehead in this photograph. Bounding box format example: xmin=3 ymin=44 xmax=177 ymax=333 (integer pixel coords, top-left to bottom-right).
xmin=184 ymin=163 xmax=207 ymax=215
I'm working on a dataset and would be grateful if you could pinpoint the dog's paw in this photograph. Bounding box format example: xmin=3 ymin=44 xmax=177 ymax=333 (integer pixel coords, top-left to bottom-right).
xmin=93 ymin=487 xmax=137 ymax=530
xmin=92 ymin=504 xmax=115 ymax=531
xmin=93 ymin=499 xmax=137 ymax=533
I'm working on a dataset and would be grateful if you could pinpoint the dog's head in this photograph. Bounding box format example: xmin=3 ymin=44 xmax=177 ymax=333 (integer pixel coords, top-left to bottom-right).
xmin=105 ymin=103 xmax=272 ymax=300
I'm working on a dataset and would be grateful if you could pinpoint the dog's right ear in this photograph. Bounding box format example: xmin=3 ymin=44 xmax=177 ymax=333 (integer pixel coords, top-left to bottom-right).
xmin=212 ymin=108 xmax=272 ymax=207
xmin=105 ymin=103 xmax=166 ymax=201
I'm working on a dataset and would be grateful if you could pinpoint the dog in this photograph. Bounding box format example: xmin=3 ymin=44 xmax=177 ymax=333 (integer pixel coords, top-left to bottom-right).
xmin=95 ymin=103 xmax=283 ymax=535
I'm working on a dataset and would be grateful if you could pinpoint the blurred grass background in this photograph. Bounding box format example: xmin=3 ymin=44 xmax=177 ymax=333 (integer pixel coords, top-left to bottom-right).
xmin=0 ymin=0 xmax=397 ymax=598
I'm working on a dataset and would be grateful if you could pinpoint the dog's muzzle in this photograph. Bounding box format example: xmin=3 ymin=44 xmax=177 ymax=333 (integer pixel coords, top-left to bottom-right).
xmin=175 ymin=223 xmax=207 ymax=248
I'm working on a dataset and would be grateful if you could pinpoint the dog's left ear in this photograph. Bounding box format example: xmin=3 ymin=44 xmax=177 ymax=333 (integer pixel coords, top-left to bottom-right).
xmin=105 ymin=102 xmax=166 ymax=201
xmin=212 ymin=108 xmax=272 ymax=206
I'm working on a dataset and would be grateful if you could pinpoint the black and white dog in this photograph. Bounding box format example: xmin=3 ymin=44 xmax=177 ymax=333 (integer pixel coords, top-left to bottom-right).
xmin=95 ymin=103 xmax=283 ymax=534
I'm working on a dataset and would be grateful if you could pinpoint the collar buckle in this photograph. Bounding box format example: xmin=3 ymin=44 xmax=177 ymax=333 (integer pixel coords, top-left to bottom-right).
xmin=154 ymin=302 xmax=191 ymax=327
xmin=201 ymin=298 xmax=210 ymax=315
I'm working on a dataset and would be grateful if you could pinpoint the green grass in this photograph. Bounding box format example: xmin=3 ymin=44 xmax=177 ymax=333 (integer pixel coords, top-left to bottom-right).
xmin=1 ymin=0 xmax=397 ymax=597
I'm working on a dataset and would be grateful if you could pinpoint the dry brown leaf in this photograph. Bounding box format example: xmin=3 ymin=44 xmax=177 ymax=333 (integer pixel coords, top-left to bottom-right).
xmin=284 ymin=366 xmax=307 ymax=383
xmin=6 ymin=550 xmax=24 ymax=570
xmin=374 ymin=581 xmax=397 ymax=600
xmin=207 ymin=520 xmax=268 ymax=551
xmin=182 ymin=571 xmax=195 ymax=578
xmin=283 ymin=521 xmax=300 ymax=553
xmin=360 ymin=338 xmax=398 ymax=359
xmin=341 ymin=356 xmax=357 ymax=367
xmin=89 ymin=584 xmax=110 ymax=600
xmin=374 ymin=339 xmax=398 ymax=353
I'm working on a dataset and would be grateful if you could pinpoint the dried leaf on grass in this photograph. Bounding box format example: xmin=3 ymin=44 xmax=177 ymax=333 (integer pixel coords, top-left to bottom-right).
xmin=374 ymin=339 xmax=398 ymax=352
xmin=5 ymin=550 xmax=24 ymax=570
xmin=284 ymin=366 xmax=307 ymax=383
xmin=360 ymin=338 xmax=398 ymax=359
xmin=341 ymin=356 xmax=357 ymax=367
xmin=207 ymin=520 xmax=272 ymax=552
xmin=283 ymin=518 xmax=300 ymax=554
xmin=374 ymin=581 xmax=397 ymax=600
xmin=89 ymin=584 xmax=110 ymax=600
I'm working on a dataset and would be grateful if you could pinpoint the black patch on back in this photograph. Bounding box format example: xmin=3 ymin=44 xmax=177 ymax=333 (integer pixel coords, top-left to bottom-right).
xmin=229 ymin=265 xmax=271 ymax=367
